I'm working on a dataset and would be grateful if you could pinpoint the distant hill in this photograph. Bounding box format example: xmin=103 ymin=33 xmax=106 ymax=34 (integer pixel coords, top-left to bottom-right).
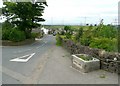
xmin=44 ymin=25 xmax=81 ymax=30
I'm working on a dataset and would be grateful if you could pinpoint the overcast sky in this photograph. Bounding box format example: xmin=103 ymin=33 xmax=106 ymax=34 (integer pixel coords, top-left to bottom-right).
xmin=0 ymin=0 xmax=3 ymax=8
xmin=42 ymin=0 xmax=119 ymax=25
xmin=0 ymin=0 xmax=119 ymax=25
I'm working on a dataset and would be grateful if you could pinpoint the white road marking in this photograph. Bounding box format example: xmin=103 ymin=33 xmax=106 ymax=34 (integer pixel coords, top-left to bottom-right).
xmin=35 ymin=38 xmax=42 ymax=41
xmin=10 ymin=53 xmax=35 ymax=62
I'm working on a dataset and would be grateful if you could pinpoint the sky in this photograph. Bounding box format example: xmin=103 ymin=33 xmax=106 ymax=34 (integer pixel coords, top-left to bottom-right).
xmin=0 ymin=0 xmax=3 ymax=8
xmin=42 ymin=0 xmax=119 ymax=25
xmin=0 ymin=0 xmax=119 ymax=25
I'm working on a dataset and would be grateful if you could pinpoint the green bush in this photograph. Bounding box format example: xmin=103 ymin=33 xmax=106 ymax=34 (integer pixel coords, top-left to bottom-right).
xmin=98 ymin=25 xmax=117 ymax=38
xmin=31 ymin=33 xmax=37 ymax=38
xmin=64 ymin=26 xmax=71 ymax=33
xmin=2 ymin=21 xmax=14 ymax=30
xmin=9 ymin=29 xmax=26 ymax=42
xmin=31 ymin=32 xmax=43 ymax=38
xmin=89 ymin=38 xmax=117 ymax=52
xmin=81 ymin=36 xmax=92 ymax=46
xmin=74 ymin=28 xmax=83 ymax=42
xmin=71 ymin=35 xmax=76 ymax=42
xmin=66 ymin=32 xmax=72 ymax=39
xmin=56 ymin=34 xmax=62 ymax=46
xmin=60 ymin=35 xmax=67 ymax=39
xmin=64 ymin=26 xmax=73 ymax=39
xmin=2 ymin=29 xmax=11 ymax=40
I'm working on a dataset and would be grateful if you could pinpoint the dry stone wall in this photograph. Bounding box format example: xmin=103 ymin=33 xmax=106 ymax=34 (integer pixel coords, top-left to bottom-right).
xmin=61 ymin=38 xmax=120 ymax=74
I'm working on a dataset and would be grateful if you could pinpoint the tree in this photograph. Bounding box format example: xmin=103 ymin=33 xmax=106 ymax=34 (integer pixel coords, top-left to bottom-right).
xmin=64 ymin=26 xmax=71 ymax=33
xmin=94 ymin=24 xmax=97 ymax=26
xmin=2 ymin=1 xmax=47 ymax=38
xmin=86 ymin=24 xmax=89 ymax=26
xmin=64 ymin=26 xmax=73 ymax=39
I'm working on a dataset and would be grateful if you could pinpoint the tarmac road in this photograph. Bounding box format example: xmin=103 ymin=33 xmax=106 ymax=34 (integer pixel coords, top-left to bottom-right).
xmin=2 ymin=35 xmax=56 ymax=84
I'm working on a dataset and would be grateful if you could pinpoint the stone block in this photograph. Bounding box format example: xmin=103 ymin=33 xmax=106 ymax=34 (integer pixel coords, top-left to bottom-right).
xmin=72 ymin=54 xmax=100 ymax=73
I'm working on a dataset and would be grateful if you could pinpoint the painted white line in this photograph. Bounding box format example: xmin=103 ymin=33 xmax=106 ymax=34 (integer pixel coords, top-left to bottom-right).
xmin=35 ymin=38 xmax=42 ymax=41
xmin=10 ymin=53 xmax=35 ymax=62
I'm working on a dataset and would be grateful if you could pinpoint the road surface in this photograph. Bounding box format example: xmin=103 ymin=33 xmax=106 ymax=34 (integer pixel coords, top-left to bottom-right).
xmin=2 ymin=35 xmax=56 ymax=84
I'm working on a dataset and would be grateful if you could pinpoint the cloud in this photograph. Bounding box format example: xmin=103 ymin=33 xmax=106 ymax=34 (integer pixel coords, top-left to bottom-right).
xmin=42 ymin=0 xmax=119 ymax=24
xmin=0 ymin=0 xmax=3 ymax=8
xmin=0 ymin=0 xmax=119 ymax=24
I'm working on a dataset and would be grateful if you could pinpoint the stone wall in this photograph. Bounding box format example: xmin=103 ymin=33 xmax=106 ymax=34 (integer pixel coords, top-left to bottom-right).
xmin=61 ymin=38 xmax=120 ymax=74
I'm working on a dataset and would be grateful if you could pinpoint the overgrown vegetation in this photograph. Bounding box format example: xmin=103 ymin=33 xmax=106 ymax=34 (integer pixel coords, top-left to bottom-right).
xmin=74 ymin=27 xmax=83 ymax=43
xmin=8 ymin=29 xmax=26 ymax=42
xmin=56 ymin=34 xmax=62 ymax=46
xmin=76 ymin=54 xmax=93 ymax=61
xmin=56 ymin=21 xmax=118 ymax=52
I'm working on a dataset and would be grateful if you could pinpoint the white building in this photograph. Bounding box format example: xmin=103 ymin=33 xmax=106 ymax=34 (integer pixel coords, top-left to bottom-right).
xmin=41 ymin=27 xmax=48 ymax=34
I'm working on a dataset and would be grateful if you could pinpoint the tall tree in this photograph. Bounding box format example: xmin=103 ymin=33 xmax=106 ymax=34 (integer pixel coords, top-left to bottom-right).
xmin=2 ymin=1 xmax=47 ymax=38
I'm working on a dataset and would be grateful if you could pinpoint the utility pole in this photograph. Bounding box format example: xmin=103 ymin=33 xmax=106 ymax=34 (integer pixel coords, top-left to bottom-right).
xmin=114 ymin=18 xmax=118 ymax=26
xmin=84 ymin=17 xmax=86 ymax=25
xmin=51 ymin=16 xmax=53 ymax=25
xmin=62 ymin=16 xmax=64 ymax=26
xmin=81 ymin=17 xmax=87 ymax=26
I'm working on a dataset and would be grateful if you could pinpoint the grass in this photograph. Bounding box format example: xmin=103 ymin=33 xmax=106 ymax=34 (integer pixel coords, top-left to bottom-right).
xmin=76 ymin=54 xmax=93 ymax=61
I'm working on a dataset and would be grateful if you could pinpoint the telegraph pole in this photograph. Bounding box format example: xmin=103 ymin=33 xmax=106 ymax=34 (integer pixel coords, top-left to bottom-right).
xmin=84 ymin=17 xmax=86 ymax=25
